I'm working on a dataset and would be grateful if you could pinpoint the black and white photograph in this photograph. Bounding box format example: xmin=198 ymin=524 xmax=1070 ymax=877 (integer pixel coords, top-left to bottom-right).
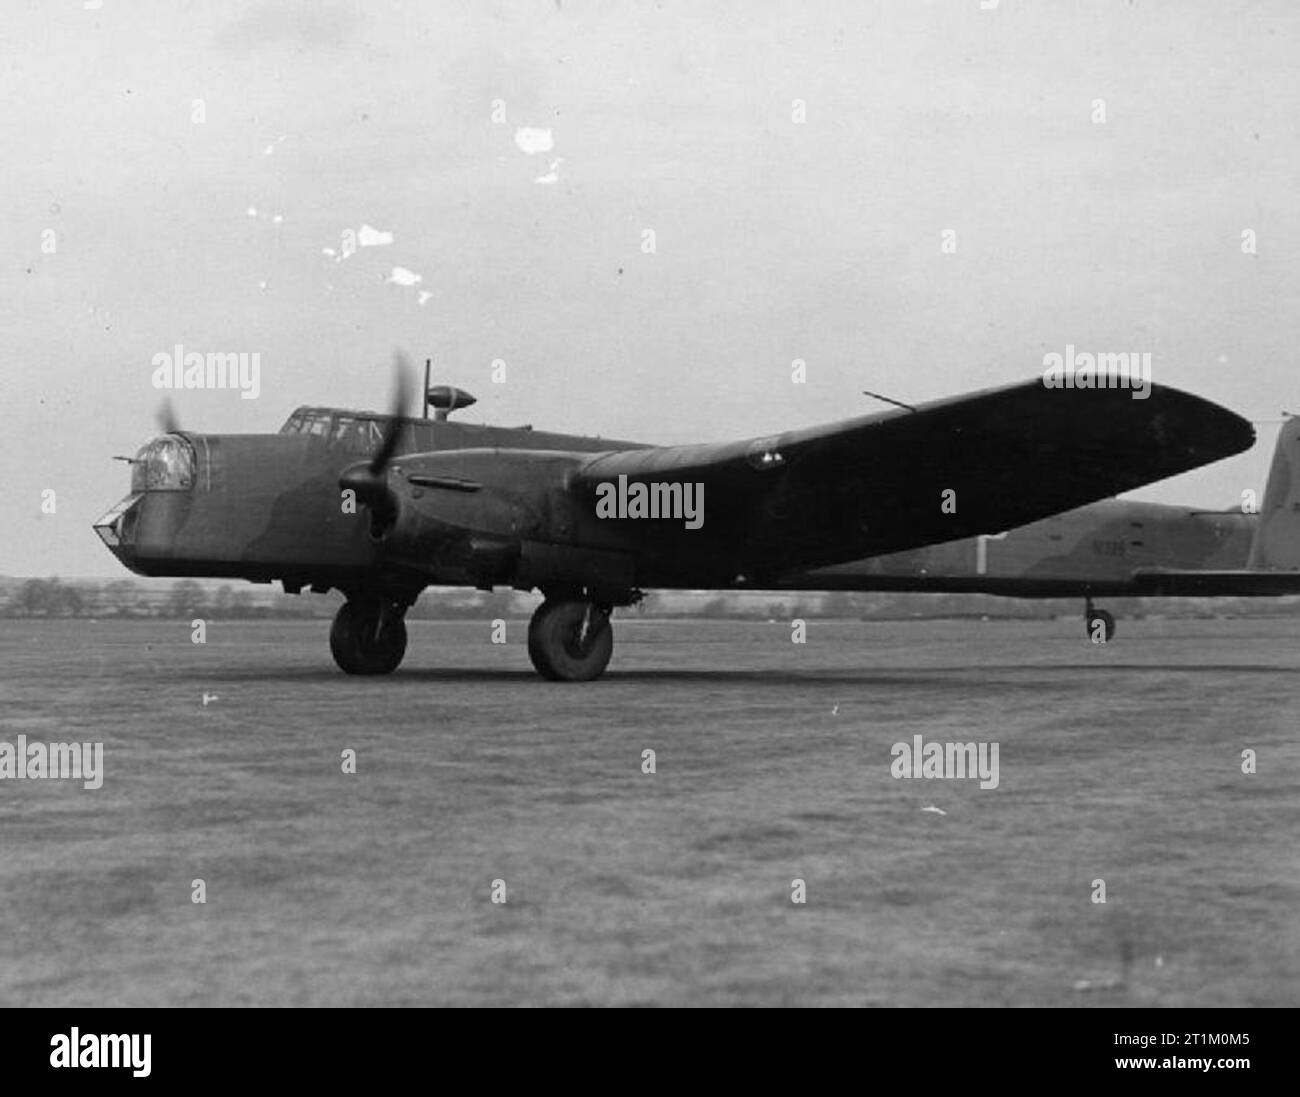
xmin=1 ymin=0 xmax=1294 ymax=1055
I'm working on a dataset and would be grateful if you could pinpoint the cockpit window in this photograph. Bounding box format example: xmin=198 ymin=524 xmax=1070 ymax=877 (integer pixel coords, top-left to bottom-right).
xmin=330 ymin=416 xmax=381 ymax=454
xmin=279 ymin=410 xmax=381 ymax=449
xmin=280 ymin=409 xmax=334 ymax=435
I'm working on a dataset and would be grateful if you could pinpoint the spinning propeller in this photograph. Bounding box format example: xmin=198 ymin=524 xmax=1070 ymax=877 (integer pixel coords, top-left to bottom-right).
xmin=338 ymin=350 xmax=415 ymax=533
xmin=156 ymin=396 xmax=181 ymax=434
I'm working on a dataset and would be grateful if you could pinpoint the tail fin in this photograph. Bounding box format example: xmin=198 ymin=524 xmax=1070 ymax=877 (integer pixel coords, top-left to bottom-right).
xmin=1247 ymin=416 xmax=1300 ymax=570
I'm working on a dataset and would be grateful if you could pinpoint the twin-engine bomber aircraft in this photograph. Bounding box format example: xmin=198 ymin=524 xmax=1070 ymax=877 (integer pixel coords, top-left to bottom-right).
xmin=95 ymin=361 xmax=1257 ymax=680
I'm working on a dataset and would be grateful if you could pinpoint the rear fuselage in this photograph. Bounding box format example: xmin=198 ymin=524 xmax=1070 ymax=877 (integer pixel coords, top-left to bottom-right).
xmin=787 ymin=499 xmax=1256 ymax=596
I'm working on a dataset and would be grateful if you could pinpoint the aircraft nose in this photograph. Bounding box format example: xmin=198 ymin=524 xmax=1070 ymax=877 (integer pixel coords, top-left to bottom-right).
xmin=92 ymin=493 xmax=144 ymax=568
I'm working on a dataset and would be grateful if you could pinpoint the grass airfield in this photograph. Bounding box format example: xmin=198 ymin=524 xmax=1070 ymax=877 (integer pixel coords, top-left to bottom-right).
xmin=0 ymin=616 xmax=1296 ymax=1007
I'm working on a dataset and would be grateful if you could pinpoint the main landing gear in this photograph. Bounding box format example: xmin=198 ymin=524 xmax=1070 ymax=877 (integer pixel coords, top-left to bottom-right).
xmin=1084 ymin=598 xmax=1115 ymax=643
xmin=528 ymin=597 xmax=613 ymax=681
xmin=330 ymin=596 xmax=409 ymax=675
xmin=327 ymin=591 xmax=620 ymax=680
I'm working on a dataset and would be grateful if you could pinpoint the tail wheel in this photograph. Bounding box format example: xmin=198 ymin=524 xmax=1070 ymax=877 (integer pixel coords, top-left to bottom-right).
xmin=330 ymin=599 xmax=408 ymax=675
xmin=528 ymin=599 xmax=613 ymax=682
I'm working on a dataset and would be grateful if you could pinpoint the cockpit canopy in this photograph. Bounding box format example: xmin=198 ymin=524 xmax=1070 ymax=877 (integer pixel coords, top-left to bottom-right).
xmin=280 ymin=407 xmax=386 ymax=454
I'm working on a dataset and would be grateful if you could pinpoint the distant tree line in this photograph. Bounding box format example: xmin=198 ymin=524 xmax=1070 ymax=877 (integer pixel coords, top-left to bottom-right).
xmin=2 ymin=577 xmax=1295 ymax=621
xmin=2 ymin=579 xmax=532 ymax=620
xmin=0 ymin=578 xmax=313 ymax=619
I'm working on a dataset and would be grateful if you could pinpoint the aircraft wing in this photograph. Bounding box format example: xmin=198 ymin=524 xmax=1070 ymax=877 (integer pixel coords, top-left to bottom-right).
xmin=740 ymin=568 xmax=1300 ymax=599
xmin=1128 ymin=569 xmax=1300 ymax=596
xmin=571 ymin=379 xmax=1254 ymax=577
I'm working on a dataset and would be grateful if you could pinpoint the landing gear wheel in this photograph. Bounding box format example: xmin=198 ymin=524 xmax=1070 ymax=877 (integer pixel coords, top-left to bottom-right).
xmin=528 ymin=599 xmax=613 ymax=682
xmin=330 ymin=599 xmax=408 ymax=674
xmin=1085 ymin=608 xmax=1115 ymax=643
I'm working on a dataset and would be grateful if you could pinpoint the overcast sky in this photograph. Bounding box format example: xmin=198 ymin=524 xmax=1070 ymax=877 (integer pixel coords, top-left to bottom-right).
xmin=3 ymin=0 xmax=1298 ymax=576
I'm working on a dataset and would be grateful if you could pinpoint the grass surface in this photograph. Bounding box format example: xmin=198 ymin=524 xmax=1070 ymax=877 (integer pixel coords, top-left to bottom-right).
xmin=0 ymin=616 xmax=1296 ymax=1006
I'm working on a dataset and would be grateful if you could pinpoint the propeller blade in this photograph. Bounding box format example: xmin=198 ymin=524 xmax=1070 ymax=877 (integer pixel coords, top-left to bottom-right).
xmin=156 ymin=397 xmax=181 ymax=434
xmin=368 ymin=350 xmax=414 ymax=475
xmin=339 ymin=351 xmax=417 ymax=539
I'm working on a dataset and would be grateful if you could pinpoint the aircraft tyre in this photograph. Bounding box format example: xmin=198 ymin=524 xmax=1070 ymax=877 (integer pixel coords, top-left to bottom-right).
xmin=1086 ymin=609 xmax=1116 ymax=643
xmin=528 ymin=599 xmax=613 ymax=681
xmin=330 ymin=599 xmax=408 ymax=674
